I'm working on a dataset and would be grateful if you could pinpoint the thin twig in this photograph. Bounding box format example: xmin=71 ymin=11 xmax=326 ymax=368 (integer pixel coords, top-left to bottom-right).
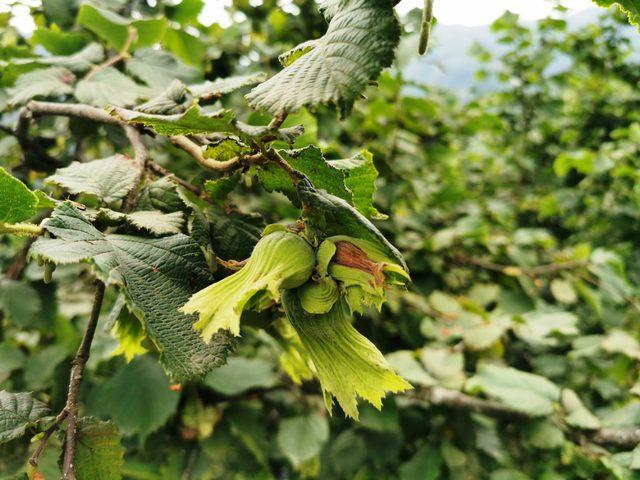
xmin=28 ymin=409 xmax=69 ymax=468
xmin=266 ymin=148 xmax=302 ymax=184
xmin=169 ymin=135 xmax=265 ymax=172
xmin=122 ymin=126 xmax=150 ymax=212
xmin=84 ymin=27 xmax=136 ymax=81
xmin=61 ymin=280 xmax=106 ymax=480
xmin=23 ymin=101 xmax=121 ymax=126
xmin=147 ymin=162 xmax=203 ymax=197
xmin=268 ymin=110 xmax=288 ymax=130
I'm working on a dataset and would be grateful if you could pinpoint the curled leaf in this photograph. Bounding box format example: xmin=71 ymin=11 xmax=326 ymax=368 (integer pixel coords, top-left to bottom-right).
xmin=297 ymin=178 xmax=408 ymax=272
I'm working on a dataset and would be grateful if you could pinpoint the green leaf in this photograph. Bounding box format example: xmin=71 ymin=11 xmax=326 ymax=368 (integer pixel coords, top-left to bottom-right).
xmin=385 ymin=351 xmax=436 ymax=387
xmin=203 ymin=137 xmax=250 ymax=161
xmin=8 ymin=67 xmax=74 ymax=106
xmin=0 ymin=391 xmax=49 ymax=444
xmin=5 ymin=43 xmax=104 ymax=73
xmin=166 ymin=0 xmax=204 ymax=25
xmin=203 ymin=356 xmax=278 ymax=395
xmin=550 ymin=279 xmax=578 ymax=304
xmin=420 ymin=347 xmax=465 ymax=390
xmin=110 ymin=104 xmax=235 ymax=136
xmin=399 ymin=445 xmax=442 ymax=480
xmin=204 ymin=173 xmax=241 ymax=204
xmin=466 ymin=364 xmax=560 ymax=416
xmin=92 ymin=209 xmax=185 ymax=235
xmin=251 ymin=146 xmax=350 ymax=205
xmin=75 ymin=67 xmax=152 ymax=107
xmin=189 ymin=73 xmax=266 ymax=99
xmin=0 ymin=279 xmax=43 ymax=327
xmin=88 ymin=357 xmax=179 ymax=438
xmin=77 ymin=4 xmax=167 ymax=51
xmin=46 ymin=155 xmax=141 ymax=203
xmin=592 ymin=0 xmax=640 ymax=26
xmin=75 ymin=417 xmax=125 ymax=480
xmin=514 ymin=310 xmax=578 ymax=346
xmin=31 ymin=203 xmax=233 ymax=380
xmin=0 ymin=167 xmax=37 ymax=223
xmin=277 ymin=414 xmax=329 ymax=467
xmin=134 ymin=79 xmax=190 ymax=115
xmin=296 ymin=179 xmax=407 ymax=272
xmin=329 ymin=150 xmax=385 ymax=219
xmin=126 ymin=48 xmax=202 ymax=91
xmin=163 ymin=27 xmax=206 ymax=67
xmin=209 ymin=209 xmax=264 ymax=261
xmin=31 ymin=27 xmax=89 ymax=55
xmin=246 ymin=0 xmax=401 ymax=116
xmin=602 ymin=329 xmax=640 ymax=360
xmin=0 ymin=344 xmax=26 ymax=380
xmin=527 ymin=419 xmax=565 ymax=450
xmin=561 ymin=389 xmax=601 ymax=430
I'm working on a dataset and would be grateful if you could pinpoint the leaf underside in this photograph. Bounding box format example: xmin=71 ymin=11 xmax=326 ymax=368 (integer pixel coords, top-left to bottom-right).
xmin=246 ymin=0 xmax=401 ymax=117
xmin=31 ymin=203 xmax=233 ymax=380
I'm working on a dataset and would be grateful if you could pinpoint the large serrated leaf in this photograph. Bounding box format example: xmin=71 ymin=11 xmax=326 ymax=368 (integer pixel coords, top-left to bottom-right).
xmin=593 ymin=0 xmax=640 ymax=26
xmin=246 ymin=0 xmax=400 ymax=116
xmin=75 ymin=67 xmax=152 ymax=107
xmin=210 ymin=209 xmax=264 ymax=261
xmin=189 ymin=73 xmax=266 ymax=98
xmin=251 ymin=145 xmax=350 ymax=205
xmin=31 ymin=203 xmax=233 ymax=380
xmin=91 ymin=209 xmax=184 ymax=235
xmin=0 ymin=391 xmax=49 ymax=444
xmin=127 ymin=48 xmax=202 ymax=91
xmin=9 ymin=67 xmax=74 ymax=106
xmin=5 ymin=43 xmax=104 ymax=73
xmin=110 ymin=105 xmax=235 ymax=136
xmin=74 ymin=417 xmax=125 ymax=480
xmin=0 ymin=167 xmax=37 ymax=224
xmin=329 ymin=150 xmax=386 ymax=219
xmin=135 ymin=80 xmax=191 ymax=115
xmin=46 ymin=155 xmax=141 ymax=203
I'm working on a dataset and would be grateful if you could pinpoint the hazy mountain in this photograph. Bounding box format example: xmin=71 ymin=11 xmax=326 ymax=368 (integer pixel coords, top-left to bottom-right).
xmin=403 ymin=8 xmax=634 ymax=96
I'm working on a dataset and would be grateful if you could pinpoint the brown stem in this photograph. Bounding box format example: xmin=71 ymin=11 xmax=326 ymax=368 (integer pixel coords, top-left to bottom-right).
xmin=268 ymin=110 xmax=288 ymax=130
xmin=23 ymin=101 xmax=121 ymax=126
xmin=267 ymin=148 xmax=302 ymax=184
xmin=61 ymin=280 xmax=106 ymax=480
xmin=28 ymin=409 xmax=69 ymax=469
xmin=84 ymin=27 xmax=136 ymax=81
xmin=147 ymin=162 xmax=203 ymax=197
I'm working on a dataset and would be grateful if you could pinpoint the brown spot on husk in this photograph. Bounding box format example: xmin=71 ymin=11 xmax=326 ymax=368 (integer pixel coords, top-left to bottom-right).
xmin=334 ymin=242 xmax=385 ymax=286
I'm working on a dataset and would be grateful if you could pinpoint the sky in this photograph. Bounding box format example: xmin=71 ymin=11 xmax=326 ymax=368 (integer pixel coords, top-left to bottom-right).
xmin=201 ymin=0 xmax=596 ymax=27
xmin=7 ymin=0 xmax=597 ymax=36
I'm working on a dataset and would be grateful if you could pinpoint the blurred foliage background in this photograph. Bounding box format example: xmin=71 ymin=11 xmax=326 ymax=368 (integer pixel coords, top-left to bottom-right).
xmin=2 ymin=0 xmax=640 ymax=478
